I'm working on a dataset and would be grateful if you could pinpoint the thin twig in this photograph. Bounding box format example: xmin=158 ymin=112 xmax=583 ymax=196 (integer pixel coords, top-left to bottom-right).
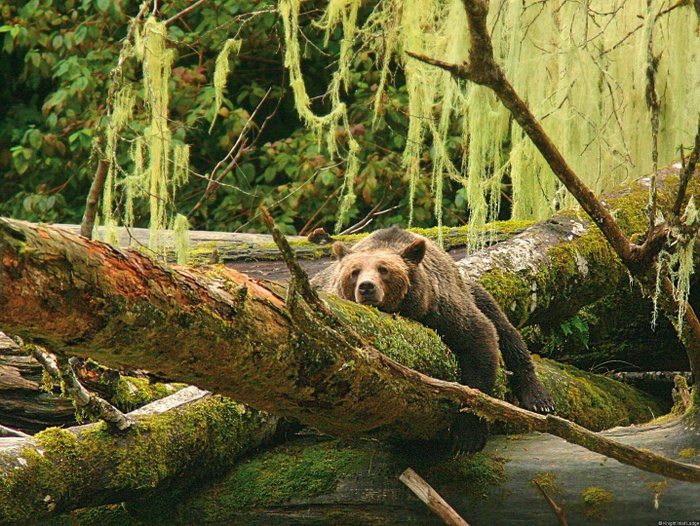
xmin=644 ymin=0 xmax=661 ymax=237
xmin=400 ymin=468 xmax=470 ymax=526
xmin=188 ymin=88 xmax=273 ymax=218
xmin=164 ymin=0 xmax=207 ymax=25
xmin=672 ymin=118 xmax=700 ymax=218
xmin=533 ymin=481 xmax=568 ymax=526
xmin=259 ymin=206 xmax=327 ymax=312
xmin=80 ymin=160 xmax=109 ymax=239
xmin=30 ymin=347 xmax=135 ymax=431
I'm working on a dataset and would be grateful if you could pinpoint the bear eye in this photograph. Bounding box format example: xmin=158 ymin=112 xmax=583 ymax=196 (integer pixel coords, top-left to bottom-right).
xmin=351 ymin=269 xmax=360 ymax=279
xmin=378 ymin=266 xmax=388 ymax=275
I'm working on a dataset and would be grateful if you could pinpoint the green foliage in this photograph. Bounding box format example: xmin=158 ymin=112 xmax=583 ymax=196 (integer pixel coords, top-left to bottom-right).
xmin=0 ymin=0 xmax=470 ymax=235
xmin=541 ymin=315 xmax=591 ymax=355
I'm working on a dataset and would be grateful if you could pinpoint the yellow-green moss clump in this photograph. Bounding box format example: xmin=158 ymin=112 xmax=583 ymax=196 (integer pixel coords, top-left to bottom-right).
xmin=532 ymin=356 xmax=661 ymax=431
xmin=581 ymin=485 xmax=613 ymax=519
xmin=678 ymin=448 xmax=698 ymax=459
xmin=530 ymin=472 xmax=560 ymax=495
xmin=111 ymin=376 xmax=186 ymax=412
xmin=326 ymin=295 xmax=459 ymax=381
xmin=0 ymin=396 xmax=275 ymax=524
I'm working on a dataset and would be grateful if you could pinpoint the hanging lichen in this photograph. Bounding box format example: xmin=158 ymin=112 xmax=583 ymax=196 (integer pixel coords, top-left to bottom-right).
xmin=101 ymin=84 xmax=136 ymax=244
xmin=98 ymin=15 xmax=191 ymax=258
xmin=280 ymin=0 xmax=699 ymax=246
xmin=172 ymin=213 xmax=190 ymax=265
xmin=209 ymin=38 xmax=242 ymax=133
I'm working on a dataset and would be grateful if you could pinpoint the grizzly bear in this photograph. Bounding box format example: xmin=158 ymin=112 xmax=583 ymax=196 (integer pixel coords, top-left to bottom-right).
xmin=311 ymin=226 xmax=554 ymax=453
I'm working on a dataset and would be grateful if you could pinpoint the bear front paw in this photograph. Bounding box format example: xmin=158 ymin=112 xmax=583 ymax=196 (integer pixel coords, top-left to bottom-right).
xmin=515 ymin=377 xmax=556 ymax=414
xmin=450 ymin=413 xmax=489 ymax=456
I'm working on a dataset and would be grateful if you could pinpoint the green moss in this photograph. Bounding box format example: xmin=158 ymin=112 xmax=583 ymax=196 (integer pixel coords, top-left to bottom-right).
xmin=532 ymin=357 xmax=660 ymax=431
xmin=126 ymin=439 xmax=510 ymax=524
xmin=0 ymin=397 xmax=274 ymax=524
xmin=678 ymin=448 xmax=698 ymax=459
xmin=326 ymin=295 xmax=459 ymax=381
xmin=530 ymin=472 xmax=560 ymax=495
xmin=140 ymin=440 xmax=373 ymax=524
xmin=112 ymin=376 xmax=186 ymax=412
xmin=581 ymin=485 xmax=613 ymax=519
xmin=419 ymin=452 xmax=510 ymax=498
xmin=479 ymin=269 xmax=533 ymax=327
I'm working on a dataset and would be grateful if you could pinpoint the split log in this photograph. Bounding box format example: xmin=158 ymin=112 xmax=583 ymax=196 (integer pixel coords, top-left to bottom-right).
xmin=0 ymin=335 xmax=187 ymax=433
xmin=0 ymin=334 xmax=75 ymax=432
xmin=0 ymin=386 xmax=281 ymax=524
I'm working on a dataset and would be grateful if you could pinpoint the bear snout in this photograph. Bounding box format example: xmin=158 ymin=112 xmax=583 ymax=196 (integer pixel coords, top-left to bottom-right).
xmin=355 ymin=280 xmax=382 ymax=306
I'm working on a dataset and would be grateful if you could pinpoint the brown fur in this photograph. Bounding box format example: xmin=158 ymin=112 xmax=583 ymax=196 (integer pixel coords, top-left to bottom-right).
xmin=311 ymin=226 xmax=555 ymax=452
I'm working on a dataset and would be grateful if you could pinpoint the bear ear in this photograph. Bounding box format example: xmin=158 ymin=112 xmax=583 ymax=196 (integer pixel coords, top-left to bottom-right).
xmin=401 ymin=238 xmax=426 ymax=265
xmin=332 ymin=242 xmax=350 ymax=260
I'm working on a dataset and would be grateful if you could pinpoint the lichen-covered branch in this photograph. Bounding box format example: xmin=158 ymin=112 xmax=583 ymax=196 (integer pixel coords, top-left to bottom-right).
xmin=408 ymin=0 xmax=700 ymax=387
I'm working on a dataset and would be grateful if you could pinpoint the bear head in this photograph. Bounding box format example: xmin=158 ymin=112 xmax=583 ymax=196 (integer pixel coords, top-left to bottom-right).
xmin=331 ymin=238 xmax=426 ymax=313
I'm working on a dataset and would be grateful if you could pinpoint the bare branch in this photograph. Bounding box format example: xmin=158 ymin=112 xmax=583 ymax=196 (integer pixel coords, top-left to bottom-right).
xmin=80 ymin=159 xmax=109 ymax=239
xmin=672 ymin=117 xmax=700 ymax=218
xmin=533 ymin=481 xmax=568 ymax=526
xmin=164 ymin=0 xmax=207 ymax=25
xmin=400 ymin=468 xmax=471 ymax=526
xmin=30 ymin=346 xmax=135 ymax=431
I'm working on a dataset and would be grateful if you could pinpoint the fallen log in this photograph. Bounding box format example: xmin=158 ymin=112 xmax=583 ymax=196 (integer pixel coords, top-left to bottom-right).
xmin=457 ymin=163 xmax=693 ymax=327
xmin=1 ymin=218 xmax=698 ymax=485
xmin=0 ymin=386 xmax=281 ymax=524
xmin=111 ymin=417 xmax=700 ymax=526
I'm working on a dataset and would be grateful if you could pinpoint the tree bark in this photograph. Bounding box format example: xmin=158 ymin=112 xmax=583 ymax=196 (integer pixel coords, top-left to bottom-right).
xmin=3 ymin=216 xmax=700 ymax=485
xmin=0 ymin=217 xmax=665 ymax=441
xmin=457 ymin=163 xmax=694 ymax=327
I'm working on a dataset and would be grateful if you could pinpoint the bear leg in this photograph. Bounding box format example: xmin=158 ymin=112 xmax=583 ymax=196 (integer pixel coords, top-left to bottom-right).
xmin=470 ymin=282 xmax=555 ymax=413
xmin=429 ymin=305 xmax=500 ymax=454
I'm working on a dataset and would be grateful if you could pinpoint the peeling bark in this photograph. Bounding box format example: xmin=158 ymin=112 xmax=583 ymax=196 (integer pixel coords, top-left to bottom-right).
xmin=458 ymin=164 xmax=694 ymax=327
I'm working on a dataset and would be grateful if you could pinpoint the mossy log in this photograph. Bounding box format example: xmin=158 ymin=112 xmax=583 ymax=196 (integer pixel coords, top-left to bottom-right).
xmin=54 ymin=220 xmax=532 ymax=265
xmin=457 ymin=163 xmax=697 ymax=327
xmin=0 ymin=355 xmax=661 ymax=522
xmin=0 ymin=334 xmax=76 ymax=433
xmin=89 ymin=417 xmax=698 ymax=526
xmin=0 ymin=218 xmax=666 ymax=443
xmin=0 ymin=386 xmax=281 ymax=524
